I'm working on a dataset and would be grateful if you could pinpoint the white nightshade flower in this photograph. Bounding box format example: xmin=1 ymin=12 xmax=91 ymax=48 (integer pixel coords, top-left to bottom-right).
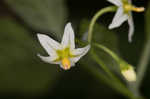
xmin=37 ymin=23 xmax=90 ymax=70
xmin=107 ymin=0 xmax=144 ymax=42
xmin=121 ymin=66 xmax=136 ymax=82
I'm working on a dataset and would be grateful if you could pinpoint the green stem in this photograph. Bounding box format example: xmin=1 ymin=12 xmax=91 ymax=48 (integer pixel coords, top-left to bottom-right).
xmin=88 ymin=6 xmax=117 ymax=43
xmin=91 ymin=50 xmax=136 ymax=99
xmin=93 ymin=43 xmax=120 ymax=62
xmin=130 ymin=7 xmax=150 ymax=98
xmin=76 ymin=39 xmax=137 ymax=99
xmin=82 ymin=62 xmax=135 ymax=99
xmin=136 ymin=39 xmax=150 ymax=89
xmin=92 ymin=43 xmax=143 ymax=98
xmin=82 ymin=63 xmax=122 ymax=92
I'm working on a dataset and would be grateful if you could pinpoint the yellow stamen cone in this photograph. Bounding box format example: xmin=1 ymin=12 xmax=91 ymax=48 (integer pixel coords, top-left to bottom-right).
xmin=124 ymin=4 xmax=145 ymax=12
xmin=62 ymin=58 xmax=71 ymax=70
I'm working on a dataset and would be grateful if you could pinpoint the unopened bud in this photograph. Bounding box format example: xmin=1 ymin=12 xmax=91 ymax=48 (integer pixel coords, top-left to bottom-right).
xmin=121 ymin=65 xmax=136 ymax=82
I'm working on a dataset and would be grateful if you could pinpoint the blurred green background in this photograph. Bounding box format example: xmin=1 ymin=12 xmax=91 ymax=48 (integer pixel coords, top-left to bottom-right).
xmin=0 ymin=0 xmax=149 ymax=99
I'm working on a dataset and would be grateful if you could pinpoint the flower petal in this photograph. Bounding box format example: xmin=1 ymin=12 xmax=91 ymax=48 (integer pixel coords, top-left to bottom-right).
xmin=107 ymin=0 xmax=122 ymax=6
xmin=128 ymin=13 xmax=134 ymax=42
xmin=37 ymin=33 xmax=62 ymax=56
xmin=37 ymin=54 xmax=60 ymax=64
xmin=71 ymin=45 xmax=91 ymax=63
xmin=61 ymin=22 xmax=75 ymax=49
xmin=109 ymin=7 xmax=128 ymax=29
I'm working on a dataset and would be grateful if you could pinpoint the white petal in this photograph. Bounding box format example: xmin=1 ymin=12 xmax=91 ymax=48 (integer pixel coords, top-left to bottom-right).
xmin=61 ymin=22 xmax=75 ymax=49
xmin=69 ymin=59 xmax=76 ymax=67
xmin=37 ymin=33 xmax=62 ymax=56
xmin=60 ymin=64 xmax=65 ymax=70
xmin=128 ymin=13 xmax=134 ymax=43
xmin=71 ymin=45 xmax=91 ymax=63
xmin=109 ymin=7 xmax=128 ymax=29
xmin=37 ymin=54 xmax=60 ymax=64
xmin=70 ymin=62 xmax=75 ymax=67
xmin=107 ymin=0 xmax=122 ymax=6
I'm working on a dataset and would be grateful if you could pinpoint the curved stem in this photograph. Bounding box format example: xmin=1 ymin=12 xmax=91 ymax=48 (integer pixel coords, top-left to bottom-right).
xmin=91 ymin=50 xmax=136 ymax=99
xmin=82 ymin=62 xmax=126 ymax=94
xmin=88 ymin=6 xmax=117 ymax=43
xmin=93 ymin=43 xmax=120 ymax=62
xmin=76 ymin=39 xmax=138 ymax=99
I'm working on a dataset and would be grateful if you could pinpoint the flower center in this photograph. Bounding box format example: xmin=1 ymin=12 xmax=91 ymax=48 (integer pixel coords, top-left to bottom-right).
xmin=55 ymin=47 xmax=75 ymax=60
xmin=54 ymin=47 xmax=77 ymax=70
xmin=124 ymin=4 xmax=145 ymax=13
xmin=62 ymin=57 xmax=71 ymax=70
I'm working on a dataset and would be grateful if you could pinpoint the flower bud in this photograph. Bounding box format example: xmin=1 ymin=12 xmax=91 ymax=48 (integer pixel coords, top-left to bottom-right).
xmin=120 ymin=63 xmax=136 ymax=82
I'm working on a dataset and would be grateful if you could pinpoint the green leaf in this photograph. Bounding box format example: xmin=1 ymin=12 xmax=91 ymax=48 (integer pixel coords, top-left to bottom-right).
xmin=79 ymin=19 xmax=120 ymax=73
xmin=0 ymin=17 xmax=59 ymax=94
xmin=5 ymin=0 xmax=67 ymax=38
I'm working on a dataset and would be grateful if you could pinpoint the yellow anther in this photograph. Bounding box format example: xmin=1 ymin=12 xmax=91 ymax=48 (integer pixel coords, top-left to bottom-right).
xmin=132 ymin=7 xmax=145 ymax=12
xmin=124 ymin=4 xmax=145 ymax=12
xmin=62 ymin=58 xmax=71 ymax=70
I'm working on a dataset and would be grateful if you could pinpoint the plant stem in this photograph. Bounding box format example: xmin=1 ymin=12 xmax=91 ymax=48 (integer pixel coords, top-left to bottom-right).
xmin=92 ymin=43 xmax=144 ymax=99
xmin=76 ymin=39 xmax=138 ymax=99
xmin=88 ymin=6 xmax=117 ymax=43
xmin=82 ymin=63 xmax=122 ymax=92
xmin=93 ymin=43 xmax=120 ymax=62
xmin=136 ymin=39 xmax=150 ymax=89
xmin=127 ymin=40 xmax=150 ymax=99
xmin=83 ymin=62 xmax=135 ymax=99
xmin=91 ymin=49 xmax=136 ymax=99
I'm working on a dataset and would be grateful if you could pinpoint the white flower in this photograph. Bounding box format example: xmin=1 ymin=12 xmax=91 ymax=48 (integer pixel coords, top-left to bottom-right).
xmin=107 ymin=0 xmax=144 ymax=42
xmin=37 ymin=23 xmax=90 ymax=70
xmin=121 ymin=65 xmax=136 ymax=82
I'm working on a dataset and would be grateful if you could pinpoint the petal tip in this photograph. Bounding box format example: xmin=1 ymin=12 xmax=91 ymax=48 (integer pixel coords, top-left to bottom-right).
xmin=37 ymin=33 xmax=50 ymax=42
xmin=108 ymin=24 xmax=114 ymax=29
xmin=37 ymin=53 xmax=40 ymax=57
xmin=37 ymin=33 xmax=45 ymax=39
xmin=37 ymin=33 xmax=42 ymax=36
xmin=66 ymin=22 xmax=72 ymax=27
xmin=128 ymin=37 xmax=132 ymax=43
xmin=37 ymin=53 xmax=43 ymax=59
xmin=87 ymin=44 xmax=91 ymax=49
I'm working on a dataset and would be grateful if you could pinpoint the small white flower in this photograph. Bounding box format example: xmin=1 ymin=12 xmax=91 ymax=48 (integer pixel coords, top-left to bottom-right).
xmin=121 ymin=65 xmax=136 ymax=82
xmin=37 ymin=23 xmax=90 ymax=70
xmin=107 ymin=0 xmax=144 ymax=42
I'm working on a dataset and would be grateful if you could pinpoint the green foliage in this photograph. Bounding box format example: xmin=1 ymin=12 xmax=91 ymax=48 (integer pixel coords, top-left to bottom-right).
xmin=0 ymin=17 xmax=59 ymax=94
xmin=5 ymin=0 xmax=67 ymax=39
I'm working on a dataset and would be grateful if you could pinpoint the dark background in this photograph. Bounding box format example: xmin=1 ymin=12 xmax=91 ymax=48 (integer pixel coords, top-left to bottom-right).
xmin=0 ymin=0 xmax=149 ymax=99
